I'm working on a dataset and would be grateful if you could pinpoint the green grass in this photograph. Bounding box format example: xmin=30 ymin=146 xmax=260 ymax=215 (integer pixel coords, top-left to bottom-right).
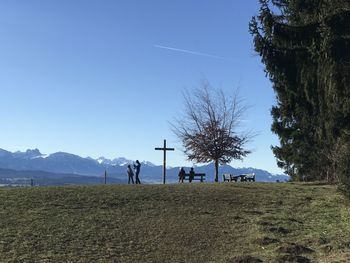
xmin=0 ymin=183 xmax=349 ymax=262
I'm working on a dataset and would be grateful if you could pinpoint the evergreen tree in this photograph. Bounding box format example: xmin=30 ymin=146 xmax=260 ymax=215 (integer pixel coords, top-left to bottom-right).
xmin=250 ymin=0 xmax=350 ymax=184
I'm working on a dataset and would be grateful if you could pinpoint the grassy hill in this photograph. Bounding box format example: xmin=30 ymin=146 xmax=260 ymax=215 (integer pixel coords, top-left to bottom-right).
xmin=0 ymin=183 xmax=349 ymax=262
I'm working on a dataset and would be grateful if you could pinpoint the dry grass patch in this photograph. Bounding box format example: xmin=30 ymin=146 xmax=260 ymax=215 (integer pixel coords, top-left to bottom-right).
xmin=0 ymin=183 xmax=349 ymax=262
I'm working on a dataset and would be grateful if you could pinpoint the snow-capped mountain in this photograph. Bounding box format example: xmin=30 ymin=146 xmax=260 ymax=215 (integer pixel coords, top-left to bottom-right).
xmin=0 ymin=148 xmax=45 ymax=159
xmin=0 ymin=148 xmax=289 ymax=183
xmin=12 ymin=149 xmax=44 ymax=159
xmin=0 ymin=148 xmax=153 ymax=176
xmin=96 ymin=157 xmax=133 ymax=166
xmin=141 ymin=161 xmax=157 ymax=167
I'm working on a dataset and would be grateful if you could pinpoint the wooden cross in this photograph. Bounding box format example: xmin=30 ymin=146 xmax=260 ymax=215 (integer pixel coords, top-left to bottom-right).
xmin=155 ymin=139 xmax=175 ymax=184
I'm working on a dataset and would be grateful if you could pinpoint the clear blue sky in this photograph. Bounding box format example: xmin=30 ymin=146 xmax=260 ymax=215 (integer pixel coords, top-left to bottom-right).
xmin=0 ymin=0 xmax=282 ymax=174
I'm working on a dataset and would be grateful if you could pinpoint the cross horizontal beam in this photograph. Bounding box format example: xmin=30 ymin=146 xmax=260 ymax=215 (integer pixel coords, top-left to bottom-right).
xmin=155 ymin=147 xmax=175 ymax=151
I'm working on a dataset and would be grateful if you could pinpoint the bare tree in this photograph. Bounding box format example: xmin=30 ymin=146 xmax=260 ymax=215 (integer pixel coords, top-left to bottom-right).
xmin=171 ymin=80 xmax=251 ymax=182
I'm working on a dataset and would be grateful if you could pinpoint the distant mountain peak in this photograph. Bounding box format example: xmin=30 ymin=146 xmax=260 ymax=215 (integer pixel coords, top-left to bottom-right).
xmin=96 ymin=157 xmax=133 ymax=166
xmin=141 ymin=161 xmax=157 ymax=167
xmin=48 ymin=152 xmax=80 ymax=158
xmin=0 ymin=148 xmax=11 ymax=157
xmin=26 ymin=148 xmax=41 ymax=154
xmin=13 ymin=148 xmax=43 ymax=159
xmin=113 ymin=157 xmax=133 ymax=166
xmin=96 ymin=157 xmax=108 ymax=164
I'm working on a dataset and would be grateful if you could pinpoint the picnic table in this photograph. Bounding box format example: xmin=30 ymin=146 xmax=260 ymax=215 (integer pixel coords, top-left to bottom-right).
xmin=223 ymin=173 xmax=255 ymax=182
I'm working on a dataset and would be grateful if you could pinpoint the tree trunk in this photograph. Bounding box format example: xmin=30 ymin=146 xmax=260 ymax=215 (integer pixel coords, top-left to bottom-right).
xmin=214 ymin=160 xmax=219 ymax=182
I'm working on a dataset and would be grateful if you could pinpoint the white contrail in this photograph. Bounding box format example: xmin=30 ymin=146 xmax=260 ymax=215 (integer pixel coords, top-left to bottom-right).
xmin=154 ymin=44 xmax=230 ymax=60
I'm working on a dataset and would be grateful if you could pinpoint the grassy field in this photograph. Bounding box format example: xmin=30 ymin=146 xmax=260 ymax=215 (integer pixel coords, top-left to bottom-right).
xmin=0 ymin=183 xmax=349 ymax=262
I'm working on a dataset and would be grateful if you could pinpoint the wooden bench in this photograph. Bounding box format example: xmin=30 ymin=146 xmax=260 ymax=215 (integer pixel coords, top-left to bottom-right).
xmin=240 ymin=173 xmax=256 ymax=182
xmin=223 ymin=173 xmax=240 ymax=182
xmin=184 ymin=173 xmax=206 ymax=182
xmin=223 ymin=173 xmax=256 ymax=182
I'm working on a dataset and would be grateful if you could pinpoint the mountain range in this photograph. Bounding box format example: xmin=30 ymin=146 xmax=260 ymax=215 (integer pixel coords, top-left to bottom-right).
xmin=0 ymin=148 xmax=289 ymax=185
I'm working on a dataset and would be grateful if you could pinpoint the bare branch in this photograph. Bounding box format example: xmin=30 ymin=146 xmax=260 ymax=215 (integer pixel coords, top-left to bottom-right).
xmin=170 ymin=79 xmax=253 ymax=182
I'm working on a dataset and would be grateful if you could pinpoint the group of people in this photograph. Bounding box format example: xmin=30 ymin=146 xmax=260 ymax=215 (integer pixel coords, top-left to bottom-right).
xmin=127 ymin=160 xmax=141 ymax=184
xmin=178 ymin=167 xmax=195 ymax=183
xmin=127 ymin=162 xmax=196 ymax=184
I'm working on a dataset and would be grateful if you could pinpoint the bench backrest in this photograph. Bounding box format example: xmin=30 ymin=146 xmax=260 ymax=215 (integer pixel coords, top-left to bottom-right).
xmin=184 ymin=173 xmax=206 ymax=182
xmin=185 ymin=173 xmax=205 ymax=176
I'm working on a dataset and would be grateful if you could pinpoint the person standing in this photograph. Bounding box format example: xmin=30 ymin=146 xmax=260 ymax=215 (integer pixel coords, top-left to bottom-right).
xmin=178 ymin=167 xmax=186 ymax=183
xmin=189 ymin=167 xmax=195 ymax=183
xmin=127 ymin=165 xmax=134 ymax=184
xmin=134 ymin=160 xmax=141 ymax=184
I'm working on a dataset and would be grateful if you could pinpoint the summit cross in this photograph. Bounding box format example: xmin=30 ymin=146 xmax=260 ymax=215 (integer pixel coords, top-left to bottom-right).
xmin=155 ymin=139 xmax=175 ymax=184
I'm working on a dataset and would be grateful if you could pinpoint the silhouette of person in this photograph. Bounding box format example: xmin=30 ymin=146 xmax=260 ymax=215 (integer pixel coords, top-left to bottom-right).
xmin=178 ymin=167 xmax=186 ymax=183
xmin=127 ymin=165 xmax=134 ymax=184
xmin=189 ymin=167 xmax=195 ymax=183
xmin=134 ymin=160 xmax=141 ymax=184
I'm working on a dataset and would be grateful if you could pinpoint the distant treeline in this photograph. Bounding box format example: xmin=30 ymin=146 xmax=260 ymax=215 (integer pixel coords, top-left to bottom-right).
xmin=0 ymin=169 xmax=124 ymax=186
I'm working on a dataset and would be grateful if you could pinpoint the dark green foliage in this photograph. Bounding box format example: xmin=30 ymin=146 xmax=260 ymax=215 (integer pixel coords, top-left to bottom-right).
xmin=250 ymin=0 xmax=350 ymax=188
xmin=333 ymin=137 xmax=350 ymax=198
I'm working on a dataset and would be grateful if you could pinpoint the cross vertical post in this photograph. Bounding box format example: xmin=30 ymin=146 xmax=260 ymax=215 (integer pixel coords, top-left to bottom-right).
xmin=155 ymin=139 xmax=175 ymax=184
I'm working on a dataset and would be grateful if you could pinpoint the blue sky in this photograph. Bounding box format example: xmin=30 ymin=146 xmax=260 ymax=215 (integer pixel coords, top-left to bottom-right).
xmin=0 ymin=1 xmax=282 ymax=173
